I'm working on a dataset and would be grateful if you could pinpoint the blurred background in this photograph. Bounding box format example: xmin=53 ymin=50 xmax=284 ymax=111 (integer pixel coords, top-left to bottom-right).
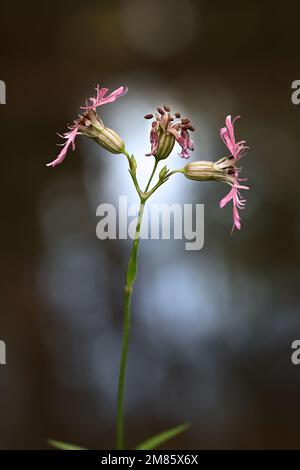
xmin=0 ymin=0 xmax=300 ymax=450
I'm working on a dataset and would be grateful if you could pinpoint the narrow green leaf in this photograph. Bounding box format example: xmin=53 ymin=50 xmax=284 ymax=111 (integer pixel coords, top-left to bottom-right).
xmin=48 ymin=439 xmax=86 ymax=450
xmin=135 ymin=422 xmax=189 ymax=450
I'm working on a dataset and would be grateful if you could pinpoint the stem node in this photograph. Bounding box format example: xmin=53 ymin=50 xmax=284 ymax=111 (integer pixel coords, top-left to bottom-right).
xmin=124 ymin=285 xmax=132 ymax=295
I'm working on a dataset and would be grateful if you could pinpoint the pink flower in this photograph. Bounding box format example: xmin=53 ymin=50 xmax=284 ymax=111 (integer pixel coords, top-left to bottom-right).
xmin=47 ymin=85 xmax=127 ymax=168
xmin=219 ymin=115 xmax=249 ymax=232
xmin=144 ymin=106 xmax=194 ymax=160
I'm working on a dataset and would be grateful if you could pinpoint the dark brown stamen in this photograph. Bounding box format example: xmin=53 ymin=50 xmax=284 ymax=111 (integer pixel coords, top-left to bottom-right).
xmin=181 ymin=118 xmax=190 ymax=124
xmin=188 ymin=125 xmax=195 ymax=131
xmin=144 ymin=113 xmax=153 ymax=119
xmin=174 ymin=112 xmax=181 ymax=118
xmin=157 ymin=107 xmax=164 ymax=115
xmin=163 ymin=105 xmax=170 ymax=112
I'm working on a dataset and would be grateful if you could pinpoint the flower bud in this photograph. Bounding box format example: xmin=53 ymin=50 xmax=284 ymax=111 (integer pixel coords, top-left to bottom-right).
xmin=159 ymin=165 xmax=168 ymax=180
xmin=79 ymin=110 xmax=125 ymax=154
xmin=183 ymin=159 xmax=235 ymax=185
xmin=129 ymin=155 xmax=137 ymax=173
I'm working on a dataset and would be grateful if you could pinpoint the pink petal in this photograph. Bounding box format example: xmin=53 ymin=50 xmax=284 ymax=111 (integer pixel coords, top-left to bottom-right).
xmin=47 ymin=124 xmax=79 ymax=167
xmin=175 ymin=129 xmax=194 ymax=159
xmin=219 ymin=187 xmax=234 ymax=208
xmin=220 ymin=115 xmax=247 ymax=161
xmin=232 ymin=199 xmax=241 ymax=231
xmin=220 ymin=126 xmax=235 ymax=155
xmin=146 ymin=125 xmax=159 ymax=156
xmin=219 ymin=115 xmax=249 ymax=230
xmin=220 ymin=178 xmax=249 ymax=232
xmin=81 ymin=85 xmax=128 ymax=111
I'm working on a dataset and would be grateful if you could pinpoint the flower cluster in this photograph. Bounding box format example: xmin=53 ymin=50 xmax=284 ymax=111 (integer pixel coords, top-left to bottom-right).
xmin=48 ymin=85 xmax=249 ymax=231
xmin=144 ymin=105 xmax=194 ymax=160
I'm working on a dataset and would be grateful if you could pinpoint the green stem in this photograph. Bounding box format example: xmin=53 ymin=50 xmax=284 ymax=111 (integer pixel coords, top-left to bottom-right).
xmin=116 ymin=152 xmax=178 ymax=449
xmin=145 ymin=159 xmax=158 ymax=192
xmin=123 ymin=150 xmax=143 ymax=199
xmin=145 ymin=168 xmax=183 ymax=199
xmin=116 ymin=200 xmax=145 ymax=450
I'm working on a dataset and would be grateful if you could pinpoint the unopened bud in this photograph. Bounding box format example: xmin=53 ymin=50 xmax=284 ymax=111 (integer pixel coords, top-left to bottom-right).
xmin=159 ymin=165 xmax=168 ymax=179
xmin=129 ymin=155 xmax=137 ymax=173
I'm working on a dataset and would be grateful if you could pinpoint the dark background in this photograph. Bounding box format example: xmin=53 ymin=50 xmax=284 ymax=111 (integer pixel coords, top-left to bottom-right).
xmin=0 ymin=0 xmax=300 ymax=449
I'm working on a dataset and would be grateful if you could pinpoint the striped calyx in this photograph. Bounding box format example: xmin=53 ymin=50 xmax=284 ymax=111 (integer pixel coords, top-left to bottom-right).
xmin=155 ymin=127 xmax=175 ymax=160
xmin=79 ymin=109 xmax=125 ymax=154
xmin=184 ymin=159 xmax=235 ymax=185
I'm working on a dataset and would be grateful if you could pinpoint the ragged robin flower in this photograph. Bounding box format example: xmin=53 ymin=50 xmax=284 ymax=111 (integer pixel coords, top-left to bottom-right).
xmin=183 ymin=115 xmax=249 ymax=231
xmin=47 ymin=85 xmax=127 ymax=167
xmin=144 ymin=105 xmax=195 ymax=160
xmin=218 ymin=115 xmax=249 ymax=231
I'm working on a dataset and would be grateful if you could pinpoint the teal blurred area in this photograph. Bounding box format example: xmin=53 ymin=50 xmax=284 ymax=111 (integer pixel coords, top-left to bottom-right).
xmin=0 ymin=0 xmax=300 ymax=449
